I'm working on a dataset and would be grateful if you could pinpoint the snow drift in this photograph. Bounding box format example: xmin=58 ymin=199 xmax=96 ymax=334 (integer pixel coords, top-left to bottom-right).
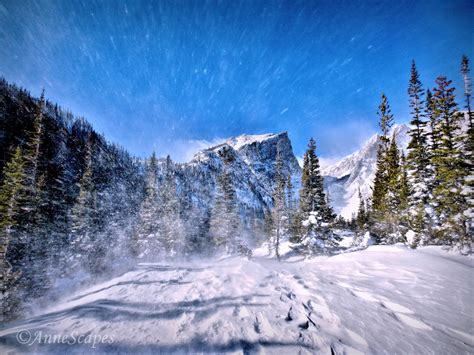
xmin=1 ymin=245 xmax=472 ymax=354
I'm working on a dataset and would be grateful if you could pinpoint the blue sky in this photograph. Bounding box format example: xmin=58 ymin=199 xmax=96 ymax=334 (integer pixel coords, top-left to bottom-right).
xmin=1 ymin=0 xmax=472 ymax=162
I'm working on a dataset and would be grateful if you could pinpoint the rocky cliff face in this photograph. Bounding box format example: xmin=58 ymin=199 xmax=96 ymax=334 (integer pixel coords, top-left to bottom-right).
xmin=177 ymin=131 xmax=302 ymax=214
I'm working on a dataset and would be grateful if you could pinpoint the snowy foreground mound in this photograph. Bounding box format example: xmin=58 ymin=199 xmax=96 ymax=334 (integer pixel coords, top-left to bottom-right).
xmin=1 ymin=246 xmax=473 ymax=354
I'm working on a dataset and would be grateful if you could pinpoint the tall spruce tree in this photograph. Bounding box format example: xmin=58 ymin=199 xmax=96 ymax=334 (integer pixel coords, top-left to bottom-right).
xmin=271 ymin=143 xmax=287 ymax=260
xmin=160 ymin=155 xmax=184 ymax=256
xmin=424 ymin=88 xmax=439 ymax=231
xmin=430 ymin=76 xmax=469 ymax=247
xmin=356 ymin=187 xmax=367 ymax=231
xmin=0 ymin=147 xmax=25 ymax=321
xmin=371 ymin=94 xmax=394 ymax=221
xmin=406 ymin=61 xmax=430 ymax=221
xmin=23 ymin=89 xmax=45 ymax=195
xmin=460 ymin=55 xmax=474 ymax=243
xmin=399 ymin=152 xmax=410 ymax=225
xmin=383 ymin=134 xmax=405 ymax=242
xmin=13 ymin=91 xmax=46 ymax=294
xmin=286 ymin=174 xmax=298 ymax=240
xmin=296 ymin=138 xmax=337 ymax=253
xmin=69 ymin=138 xmax=99 ymax=272
xmin=461 ymin=55 xmax=473 ymax=129
xmin=209 ymin=147 xmax=249 ymax=256
xmin=133 ymin=152 xmax=161 ymax=259
xmin=299 ymin=138 xmax=333 ymax=220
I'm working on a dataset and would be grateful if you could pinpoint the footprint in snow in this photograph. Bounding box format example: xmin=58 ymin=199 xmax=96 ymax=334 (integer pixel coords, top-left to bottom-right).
xmin=232 ymin=306 xmax=240 ymax=317
xmin=286 ymin=306 xmax=295 ymax=321
xmin=253 ymin=316 xmax=261 ymax=333
xmin=395 ymin=313 xmax=432 ymax=330
xmin=351 ymin=290 xmax=378 ymax=302
xmin=380 ymin=301 xmax=413 ymax=314
xmin=345 ymin=328 xmax=369 ymax=348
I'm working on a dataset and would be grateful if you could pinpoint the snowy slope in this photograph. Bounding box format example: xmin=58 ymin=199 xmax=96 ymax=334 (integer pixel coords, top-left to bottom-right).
xmin=0 ymin=246 xmax=472 ymax=354
xmin=323 ymin=124 xmax=410 ymax=218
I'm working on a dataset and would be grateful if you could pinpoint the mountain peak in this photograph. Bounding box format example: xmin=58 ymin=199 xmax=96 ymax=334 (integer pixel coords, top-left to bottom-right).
xmin=322 ymin=123 xmax=411 ymax=218
xmin=226 ymin=132 xmax=287 ymax=150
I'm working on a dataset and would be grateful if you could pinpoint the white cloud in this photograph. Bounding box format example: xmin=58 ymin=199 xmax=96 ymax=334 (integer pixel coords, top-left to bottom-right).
xmin=165 ymin=137 xmax=226 ymax=163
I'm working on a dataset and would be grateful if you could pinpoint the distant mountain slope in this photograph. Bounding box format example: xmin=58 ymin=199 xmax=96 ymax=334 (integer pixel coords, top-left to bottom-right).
xmin=322 ymin=124 xmax=410 ymax=219
xmin=185 ymin=131 xmax=302 ymax=213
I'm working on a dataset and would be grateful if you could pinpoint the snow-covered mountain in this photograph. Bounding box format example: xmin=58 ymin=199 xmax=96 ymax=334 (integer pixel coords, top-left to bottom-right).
xmin=322 ymin=124 xmax=410 ymax=219
xmin=171 ymin=131 xmax=302 ymax=215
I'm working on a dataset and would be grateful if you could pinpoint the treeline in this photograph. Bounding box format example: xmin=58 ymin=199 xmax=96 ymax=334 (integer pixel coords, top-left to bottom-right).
xmin=0 ymin=79 xmax=144 ymax=321
xmin=264 ymin=55 xmax=473 ymax=257
xmin=352 ymin=56 xmax=473 ymax=251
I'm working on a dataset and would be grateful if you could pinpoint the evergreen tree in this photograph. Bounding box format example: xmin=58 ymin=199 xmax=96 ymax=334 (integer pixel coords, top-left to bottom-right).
xmin=286 ymin=175 xmax=298 ymax=241
xmin=271 ymin=143 xmax=287 ymax=260
xmin=378 ymin=93 xmax=394 ymax=144
xmin=461 ymin=55 xmax=473 ymax=129
xmin=406 ymin=61 xmax=430 ymax=220
xmin=399 ymin=153 xmax=410 ymax=212
xmin=69 ymin=139 xmax=100 ymax=271
xmin=370 ymin=95 xmax=410 ymax=243
xmin=424 ymin=88 xmax=439 ymax=231
xmin=160 ymin=155 xmax=185 ymax=256
xmin=381 ymin=134 xmax=405 ymax=243
xmin=133 ymin=152 xmax=161 ymax=259
xmin=0 ymin=147 xmax=25 ymax=320
xmin=356 ymin=187 xmax=367 ymax=231
xmin=386 ymin=135 xmax=401 ymax=212
xmin=371 ymin=94 xmax=393 ymax=220
xmin=430 ymin=76 xmax=469 ymax=247
xmin=23 ymin=89 xmax=45 ymax=195
xmin=12 ymin=91 xmax=47 ymax=295
xmin=460 ymin=55 xmax=474 ymax=243
xmin=209 ymin=147 xmax=249 ymax=256
xmin=299 ymin=138 xmax=333 ymax=220
xmin=295 ymin=138 xmax=338 ymax=253
xmin=426 ymin=89 xmax=440 ymax=154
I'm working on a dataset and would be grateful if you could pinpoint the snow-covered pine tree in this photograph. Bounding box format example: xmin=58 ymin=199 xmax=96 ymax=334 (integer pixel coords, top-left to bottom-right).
xmin=406 ymin=61 xmax=430 ymax=232
xmin=295 ymin=138 xmax=338 ymax=254
xmin=424 ymin=88 xmax=440 ymax=236
xmin=299 ymin=138 xmax=333 ymax=220
xmin=383 ymin=134 xmax=405 ymax=243
xmin=13 ymin=91 xmax=48 ymax=294
xmin=460 ymin=55 xmax=474 ymax=248
xmin=23 ymin=89 xmax=45 ymax=196
xmin=160 ymin=155 xmax=185 ymax=256
xmin=430 ymin=76 xmax=469 ymax=248
xmin=356 ymin=187 xmax=368 ymax=231
xmin=133 ymin=152 xmax=161 ymax=259
xmin=370 ymin=94 xmax=394 ymax=240
xmin=69 ymin=138 xmax=100 ymax=272
xmin=209 ymin=147 xmax=250 ymax=256
xmin=461 ymin=55 xmax=473 ymax=130
xmin=271 ymin=143 xmax=288 ymax=260
xmin=286 ymin=174 xmax=298 ymax=241
xmin=399 ymin=152 xmax=410 ymax=225
xmin=0 ymin=147 xmax=25 ymax=321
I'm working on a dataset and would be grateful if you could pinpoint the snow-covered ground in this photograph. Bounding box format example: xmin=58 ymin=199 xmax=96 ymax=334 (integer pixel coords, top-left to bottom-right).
xmin=0 ymin=246 xmax=473 ymax=354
